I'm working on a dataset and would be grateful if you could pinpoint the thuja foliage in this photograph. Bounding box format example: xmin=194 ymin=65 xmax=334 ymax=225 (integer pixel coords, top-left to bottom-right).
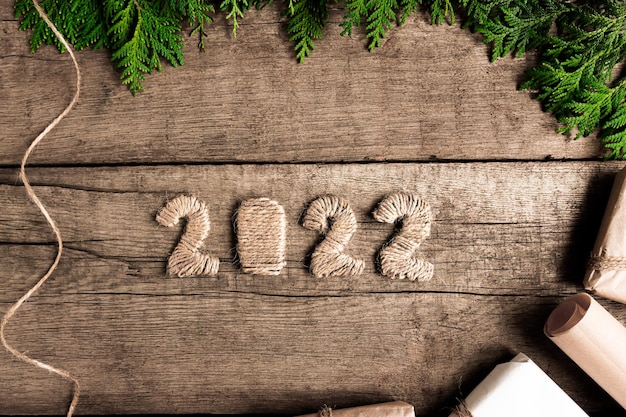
xmin=13 ymin=0 xmax=626 ymax=158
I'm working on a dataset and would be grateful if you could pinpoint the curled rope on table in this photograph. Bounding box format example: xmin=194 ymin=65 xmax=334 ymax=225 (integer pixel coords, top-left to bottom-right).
xmin=588 ymin=248 xmax=626 ymax=272
xmin=0 ymin=1 xmax=81 ymax=416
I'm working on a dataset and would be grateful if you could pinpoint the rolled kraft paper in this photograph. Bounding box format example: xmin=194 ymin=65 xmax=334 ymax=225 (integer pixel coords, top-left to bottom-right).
xmin=297 ymin=401 xmax=415 ymax=417
xmin=545 ymin=292 xmax=626 ymax=408
xmin=448 ymin=353 xmax=588 ymax=417
xmin=584 ymin=167 xmax=626 ymax=304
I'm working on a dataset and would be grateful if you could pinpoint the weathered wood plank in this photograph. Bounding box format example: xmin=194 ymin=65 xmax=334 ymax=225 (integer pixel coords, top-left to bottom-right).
xmin=0 ymin=1 xmax=603 ymax=165
xmin=1 ymin=161 xmax=626 ymax=415
xmin=1 ymin=292 xmax=624 ymax=416
xmin=0 ymin=162 xmax=619 ymax=296
xmin=0 ymin=162 xmax=617 ymax=296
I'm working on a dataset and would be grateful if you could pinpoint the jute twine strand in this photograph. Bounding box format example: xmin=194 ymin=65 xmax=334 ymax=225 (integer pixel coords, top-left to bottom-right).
xmin=588 ymin=248 xmax=626 ymax=272
xmin=452 ymin=399 xmax=473 ymax=417
xmin=235 ymin=198 xmax=286 ymax=275
xmin=156 ymin=195 xmax=220 ymax=277
xmin=0 ymin=1 xmax=82 ymax=416
xmin=372 ymin=192 xmax=434 ymax=281
xmin=301 ymin=195 xmax=364 ymax=278
xmin=318 ymin=405 xmax=333 ymax=417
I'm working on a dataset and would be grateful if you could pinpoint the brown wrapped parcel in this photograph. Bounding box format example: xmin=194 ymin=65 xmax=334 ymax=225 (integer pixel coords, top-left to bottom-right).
xmin=297 ymin=401 xmax=415 ymax=417
xmin=545 ymin=293 xmax=626 ymax=409
xmin=584 ymin=167 xmax=626 ymax=303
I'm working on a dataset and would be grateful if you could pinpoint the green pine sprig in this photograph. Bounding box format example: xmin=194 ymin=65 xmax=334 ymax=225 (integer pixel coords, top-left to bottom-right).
xmin=220 ymin=0 xmax=249 ymax=36
xmin=518 ymin=1 xmax=626 ymax=157
xmin=429 ymin=0 xmax=454 ymax=25
xmin=105 ymin=0 xmax=184 ymax=95
xmin=14 ymin=0 xmax=108 ymax=51
xmin=286 ymin=0 xmax=329 ymax=62
xmin=13 ymin=0 xmax=626 ymax=159
xmin=167 ymin=0 xmax=215 ymax=50
xmin=340 ymin=0 xmax=367 ymax=37
xmin=364 ymin=0 xmax=398 ymax=50
xmin=471 ymin=0 xmax=566 ymax=61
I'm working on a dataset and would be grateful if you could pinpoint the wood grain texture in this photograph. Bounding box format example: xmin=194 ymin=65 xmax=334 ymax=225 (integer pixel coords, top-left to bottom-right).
xmin=1 ymin=162 xmax=626 ymax=415
xmin=2 ymin=1 xmax=625 ymax=416
xmin=0 ymin=1 xmax=603 ymax=166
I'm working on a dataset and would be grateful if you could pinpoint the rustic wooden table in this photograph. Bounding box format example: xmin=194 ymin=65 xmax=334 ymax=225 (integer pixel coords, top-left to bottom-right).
xmin=1 ymin=1 xmax=626 ymax=416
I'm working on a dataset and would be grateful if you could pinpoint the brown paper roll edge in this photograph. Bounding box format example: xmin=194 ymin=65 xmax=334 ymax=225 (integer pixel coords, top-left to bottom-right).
xmin=544 ymin=293 xmax=590 ymax=337
xmin=545 ymin=292 xmax=626 ymax=409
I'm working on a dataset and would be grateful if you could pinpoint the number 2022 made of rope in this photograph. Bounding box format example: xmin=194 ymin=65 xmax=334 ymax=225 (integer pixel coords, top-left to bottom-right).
xmin=156 ymin=192 xmax=433 ymax=281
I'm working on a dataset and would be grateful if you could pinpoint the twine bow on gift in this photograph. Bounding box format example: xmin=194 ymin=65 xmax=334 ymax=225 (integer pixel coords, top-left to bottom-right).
xmin=588 ymin=249 xmax=626 ymax=272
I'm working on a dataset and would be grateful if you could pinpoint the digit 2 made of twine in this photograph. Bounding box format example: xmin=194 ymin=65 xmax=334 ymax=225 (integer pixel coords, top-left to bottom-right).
xmin=156 ymin=195 xmax=220 ymax=277
xmin=301 ymin=195 xmax=364 ymax=278
xmin=156 ymin=194 xmax=434 ymax=279
xmin=373 ymin=192 xmax=434 ymax=281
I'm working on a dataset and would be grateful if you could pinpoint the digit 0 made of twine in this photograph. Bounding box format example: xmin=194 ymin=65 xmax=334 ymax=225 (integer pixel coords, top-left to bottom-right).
xmin=372 ymin=192 xmax=434 ymax=281
xmin=156 ymin=195 xmax=220 ymax=277
xmin=301 ymin=195 xmax=364 ymax=278
xmin=235 ymin=198 xmax=286 ymax=276
xmin=0 ymin=1 xmax=82 ymax=416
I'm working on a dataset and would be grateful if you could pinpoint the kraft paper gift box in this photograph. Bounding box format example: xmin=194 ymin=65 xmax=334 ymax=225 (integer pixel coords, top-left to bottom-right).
xmin=585 ymin=166 xmax=626 ymax=303
xmin=297 ymin=401 xmax=415 ymax=417
xmin=449 ymin=353 xmax=588 ymax=417
xmin=545 ymin=292 xmax=626 ymax=409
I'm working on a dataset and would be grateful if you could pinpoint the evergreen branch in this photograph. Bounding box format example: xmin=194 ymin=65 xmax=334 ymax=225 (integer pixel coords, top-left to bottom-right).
xmin=14 ymin=0 xmax=106 ymax=51
xmin=429 ymin=0 xmax=454 ymax=25
xmin=461 ymin=0 xmax=510 ymax=26
xmin=168 ymin=0 xmax=215 ymax=50
xmin=602 ymin=98 xmax=626 ymax=159
xmin=470 ymin=0 xmax=566 ymax=61
xmin=558 ymin=80 xmax=626 ymax=139
xmin=364 ymin=0 xmax=398 ymax=51
xmin=220 ymin=0 xmax=270 ymax=36
xmin=517 ymin=0 xmax=626 ymax=157
xmin=340 ymin=0 xmax=367 ymax=37
xmin=108 ymin=0 xmax=184 ymax=95
xmin=11 ymin=0 xmax=626 ymax=161
xmin=220 ymin=0 xmax=249 ymax=36
xmin=397 ymin=0 xmax=420 ymax=26
xmin=286 ymin=0 xmax=328 ymax=62
xmin=15 ymin=0 xmax=69 ymax=51
xmin=79 ymin=0 xmax=110 ymax=49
